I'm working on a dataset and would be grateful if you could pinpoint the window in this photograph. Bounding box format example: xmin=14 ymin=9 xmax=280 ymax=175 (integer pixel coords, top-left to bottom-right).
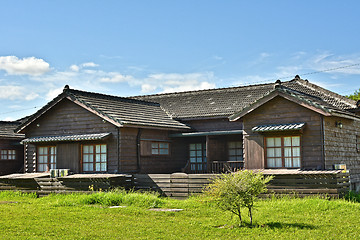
xmin=228 ymin=141 xmax=243 ymax=161
xmin=82 ymin=144 xmax=107 ymax=172
xmin=1 ymin=150 xmax=16 ymax=160
xmin=189 ymin=143 xmax=206 ymax=172
xmin=265 ymin=136 xmax=301 ymax=168
xmin=357 ymin=135 xmax=360 ymax=152
xmin=151 ymin=142 xmax=169 ymax=155
xmin=37 ymin=146 xmax=56 ymax=172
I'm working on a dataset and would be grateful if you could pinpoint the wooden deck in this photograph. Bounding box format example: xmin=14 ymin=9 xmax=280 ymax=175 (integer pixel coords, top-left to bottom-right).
xmin=134 ymin=170 xmax=350 ymax=199
xmin=0 ymin=170 xmax=350 ymax=198
xmin=0 ymin=173 xmax=132 ymax=196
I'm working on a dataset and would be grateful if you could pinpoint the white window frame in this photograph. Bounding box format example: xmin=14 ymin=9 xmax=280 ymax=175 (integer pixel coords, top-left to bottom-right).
xmin=37 ymin=146 xmax=56 ymax=172
xmin=265 ymin=136 xmax=301 ymax=169
xmin=82 ymin=144 xmax=107 ymax=172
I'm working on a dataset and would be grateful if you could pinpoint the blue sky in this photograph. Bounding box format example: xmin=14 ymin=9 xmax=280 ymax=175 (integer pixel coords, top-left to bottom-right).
xmin=1 ymin=0 xmax=360 ymax=120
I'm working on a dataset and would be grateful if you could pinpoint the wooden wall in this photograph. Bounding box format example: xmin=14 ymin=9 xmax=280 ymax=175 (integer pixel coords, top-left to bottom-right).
xmin=0 ymin=139 xmax=24 ymax=175
xmin=23 ymin=99 xmax=120 ymax=173
xmin=184 ymin=118 xmax=243 ymax=132
xmin=119 ymin=127 xmax=139 ymax=173
xmin=323 ymin=116 xmax=360 ymax=187
xmin=120 ymin=128 xmax=188 ymax=173
xmin=57 ymin=143 xmax=80 ymax=172
xmin=241 ymin=96 xmax=324 ymax=170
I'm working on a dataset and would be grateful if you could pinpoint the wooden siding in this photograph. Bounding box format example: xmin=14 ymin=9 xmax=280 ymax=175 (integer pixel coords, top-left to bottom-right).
xmin=0 ymin=139 xmax=24 ymax=175
xmin=183 ymin=118 xmax=243 ymax=132
xmin=23 ymin=99 xmax=119 ymax=173
xmin=242 ymin=96 xmax=324 ymax=169
xmin=323 ymin=116 xmax=360 ymax=186
xmin=121 ymin=128 xmax=185 ymax=173
xmin=133 ymin=171 xmax=349 ymax=199
xmin=119 ymin=128 xmax=138 ymax=173
xmin=57 ymin=143 xmax=80 ymax=172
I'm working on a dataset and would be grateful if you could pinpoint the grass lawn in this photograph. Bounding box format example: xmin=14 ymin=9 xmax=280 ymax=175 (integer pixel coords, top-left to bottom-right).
xmin=0 ymin=190 xmax=359 ymax=239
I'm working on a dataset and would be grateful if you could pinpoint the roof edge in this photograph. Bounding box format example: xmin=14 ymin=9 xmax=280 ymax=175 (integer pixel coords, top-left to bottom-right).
xmin=15 ymin=92 xmax=67 ymax=133
xmin=229 ymin=88 xmax=332 ymax=121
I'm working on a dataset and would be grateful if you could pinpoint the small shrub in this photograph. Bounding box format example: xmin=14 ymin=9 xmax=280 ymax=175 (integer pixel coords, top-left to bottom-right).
xmin=344 ymin=191 xmax=360 ymax=203
xmin=205 ymin=170 xmax=273 ymax=226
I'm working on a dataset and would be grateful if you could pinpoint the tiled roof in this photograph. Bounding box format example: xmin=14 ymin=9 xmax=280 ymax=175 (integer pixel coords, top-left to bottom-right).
xmin=15 ymin=76 xmax=359 ymax=133
xmin=65 ymin=89 xmax=190 ymax=129
xmin=16 ymin=87 xmax=191 ymax=132
xmin=21 ymin=133 xmax=111 ymax=143
xmin=133 ymin=77 xmax=358 ymax=119
xmin=252 ymin=123 xmax=306 ymax=132
xmin=0 ymin=121 xmax=25 ymax=139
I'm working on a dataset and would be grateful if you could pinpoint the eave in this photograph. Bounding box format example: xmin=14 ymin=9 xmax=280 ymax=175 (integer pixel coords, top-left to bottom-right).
xmin=229 ymin=89 xmax=332 ymax=122
xmin=15 ymin=93 xmax=67 ymax=133
xmin=66 ymin=96 xmax=123 ymax=127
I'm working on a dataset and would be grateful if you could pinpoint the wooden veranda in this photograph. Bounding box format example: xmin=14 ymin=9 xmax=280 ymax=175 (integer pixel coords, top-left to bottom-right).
xmin=0 ymin=170 xmax=350 ymax=198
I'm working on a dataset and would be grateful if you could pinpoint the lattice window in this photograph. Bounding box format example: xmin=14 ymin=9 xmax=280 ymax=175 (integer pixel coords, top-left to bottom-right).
xmin=37 ymin=146 xmax=56 ymax=172
xmin=0 ymin=150 xmax=16 ymax=160
xmin=189 ymin=143 xmax=207 ymax=172
xmin=265 ymin=136 xmax=301 ymax=168
xmin=82 ymin=144 xmax=107 ymax=172
xmin=228 ymin=141 xmax=243 ymax=161
xmin=151 ymin=142 xmax=169 ymax=155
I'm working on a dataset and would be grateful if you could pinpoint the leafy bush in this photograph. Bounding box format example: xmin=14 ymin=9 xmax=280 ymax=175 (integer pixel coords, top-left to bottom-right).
xmin=344 ymin=191 xmax=360 ymax=203
xmin=205 ymin=170 xmax=273 ymax=226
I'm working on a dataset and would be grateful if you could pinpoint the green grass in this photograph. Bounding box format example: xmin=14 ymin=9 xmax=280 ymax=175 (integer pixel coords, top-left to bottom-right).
xmin=0 ymin=190 xmax=359 ymax=239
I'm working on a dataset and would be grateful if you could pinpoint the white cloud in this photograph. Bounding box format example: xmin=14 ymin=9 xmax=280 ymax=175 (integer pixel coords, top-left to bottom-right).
xmin=3 ymin=116 xmax=15 ymax=121
xmin=69 ymin=62 xmax=98 ymax=72
xmin=259 ymin=52 xmax=270 ymax=59
xmin=100 ymin=73 xmax=135 ymax=83
xmin=141 ymin=84 xmax=157 ymax=93
xmin=81 ymin=62 xmax=99 ymax=68
xmin=212 ymin=55 xmax=223 ymax=61
xmin=141 ymin=72 xmax=216 ymax=93
xmin=308 ymin=53 xmax=360 ymax=75
xmin=46 ymin=87 xmax=64 ymax=100
xmin=0 ymin=56 xmax=50 ymax=76
xmin=0 ymin=85 xmax=39 ymax=100
xmin=275 ymin=66 xmax=302 ymax=79
xmin=70 ymin=64 xmax=80 ymax=72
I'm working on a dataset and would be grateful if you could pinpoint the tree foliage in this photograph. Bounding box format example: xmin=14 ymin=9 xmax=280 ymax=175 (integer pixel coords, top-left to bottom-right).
xmin=346 ymin=88 xmax=360 ymax=101
xmin=205 ymin=170 xmax=273 ymax=226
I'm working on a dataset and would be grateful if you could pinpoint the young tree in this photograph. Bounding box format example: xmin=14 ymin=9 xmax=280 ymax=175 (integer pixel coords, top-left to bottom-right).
xmin=205 ymin=170 xmax=273 ymax=226
xmin=346 ymin=88 xmax=360 ymax=101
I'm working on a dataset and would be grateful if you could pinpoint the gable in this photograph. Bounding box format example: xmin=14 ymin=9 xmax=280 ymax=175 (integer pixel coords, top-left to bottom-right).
xmin=24 ymin=98 xmax=116 ymax=137
xmin=229 ymin=89 xmax=331 ymax=122
xmin=242 ymin=96 xmax=322 ymax=124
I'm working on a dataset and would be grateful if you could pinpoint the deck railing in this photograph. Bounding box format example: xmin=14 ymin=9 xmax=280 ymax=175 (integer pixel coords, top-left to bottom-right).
xmin=211 ymin=160 xmax=244 ymax=173
xmin=183 ymin=160 xmax=244 ymax=174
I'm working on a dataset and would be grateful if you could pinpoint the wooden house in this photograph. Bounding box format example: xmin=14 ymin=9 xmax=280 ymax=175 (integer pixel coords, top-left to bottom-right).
xmin=0 ymin=121 xmax=25 ymax=175
xmin=15 ymin=76 xmax=360 ymax=190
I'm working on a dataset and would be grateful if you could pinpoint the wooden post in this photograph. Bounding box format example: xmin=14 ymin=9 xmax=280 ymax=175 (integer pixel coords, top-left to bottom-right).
xmin=206 ymin=135 xmax=211 ymax=173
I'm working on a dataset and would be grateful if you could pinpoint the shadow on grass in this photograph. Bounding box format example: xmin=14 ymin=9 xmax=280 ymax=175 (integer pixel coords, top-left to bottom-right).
xmin=215 ymin=222 xmax=316 ymax=229
xmin=264 ymin=222 xmax=316 ymax=229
